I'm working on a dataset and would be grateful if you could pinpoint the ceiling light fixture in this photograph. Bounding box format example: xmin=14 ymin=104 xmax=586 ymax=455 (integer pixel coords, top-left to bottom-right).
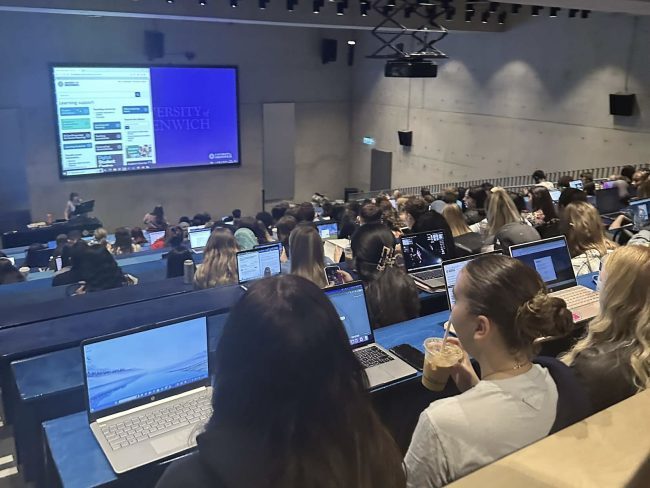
xmin=531 ymin=5 xmax=542 ymax=16
xmin=489 ymin=2 xmax=499 ymax=13
xmin=498 ymin=11 xmax=506 ymax=24
xmin=481 ymin=11 xmax=490 ymax=23
xmin=550 ymin=7 xmax=560 ymax=17
xmin=581 ymin=9 xmax=590 ymax=18
xmin=569 ymin=9 xmax=578 ymax=18
xmin=511 ymin=3 xmax=521 ymax=14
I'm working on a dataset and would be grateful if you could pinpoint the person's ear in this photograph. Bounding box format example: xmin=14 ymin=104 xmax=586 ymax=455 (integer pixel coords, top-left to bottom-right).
xmin=473 ymin=315 xmax=492 ymax=342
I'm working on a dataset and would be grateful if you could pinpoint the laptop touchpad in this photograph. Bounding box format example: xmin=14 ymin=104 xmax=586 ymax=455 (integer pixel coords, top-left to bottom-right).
xmin=151 ymin=426 xmax=198 ymax=454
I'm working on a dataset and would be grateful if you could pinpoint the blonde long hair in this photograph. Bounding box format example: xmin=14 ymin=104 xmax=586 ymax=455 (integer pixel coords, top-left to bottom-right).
xmin=442 ymin=204 xmax=471 ymax=237
xmin=289 ymin=225 xmax=328 ymax=288
xmin=486 ymin=188 xmax=522 ymax=237
xmin=562 ymin=246 xmax=650 ymax=391
xmin=564 ymin=201 xmax=617 ymax=258
xmin=194 ymin=229 xmax=239 ymax=289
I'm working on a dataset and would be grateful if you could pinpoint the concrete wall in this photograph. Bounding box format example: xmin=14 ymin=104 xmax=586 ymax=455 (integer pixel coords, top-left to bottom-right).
xmin=0 ymin=11 xmax=352 ymax=230
xmin=350 ymin=13 xmax=650 ymax=191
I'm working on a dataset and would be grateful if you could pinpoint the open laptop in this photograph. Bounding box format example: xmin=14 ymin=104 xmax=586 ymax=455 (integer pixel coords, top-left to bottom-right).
xmin=315 ymin=221 xmax=339 ymax=240
xmin=400 ymin=229 xmax=454 ymax=288
xmin=82 ymin=315 xmax=212 ymax=474
xmin=549 ymin=190 xmax=562 ymax=203
xmin=569 ymin=180 xmax=584 ymax=190
xmin=188 ymin=227 xmax=212 ymax=254
xmin=509 ymin=236 xmax=600 ymax=323
xmin=236 ymin=245 xmax=281 ymax=285
xmin=442 ymin=251 xmax=502 ymax=309
xmin=596 ymin=188 xmax=623 ymax=216
xmin=324 ymin=282 xmax=417 ymax=389
xmin=629 ymin=198 xmax=650 ymax=231
xmin=147 ymin=230 xmax=166 ymax=246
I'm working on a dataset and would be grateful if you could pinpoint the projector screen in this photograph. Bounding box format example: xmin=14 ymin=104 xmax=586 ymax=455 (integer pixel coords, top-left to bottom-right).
xmin=51 ymin=65 xmax=240 ymax=177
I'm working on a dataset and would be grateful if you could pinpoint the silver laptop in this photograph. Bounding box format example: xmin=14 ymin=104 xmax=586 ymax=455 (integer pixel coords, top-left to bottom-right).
xmin=236 ymin=244 xmax=282 ymax=285
xmin=324 ymin=282 xmax=417 ymax=389
xmin=400 ymin=229 xmax=454 ymax=289
xmin=442 ymin=251 xmax=502 ymax=309
xmin=82 ymin=316 xmax=213 ymax=474
xmin=188 ymin=227 xmax=212 ymax=254
xmin=147 ymin=230 xmax=166 ymax=247
xmin=315 ymin=221 xmax=339 ymax=240
xmin=509 ymin=237 xmax=600 ymax=323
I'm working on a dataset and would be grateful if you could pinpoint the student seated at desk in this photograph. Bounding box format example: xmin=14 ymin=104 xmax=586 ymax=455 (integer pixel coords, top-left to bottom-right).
xmin=276 ymin=215 xmax=297 ymax=263
xmin=90 ymin=227 xmax=112 ymax=253
xmin=166 ymin=226 xmax=193 ymax=278
xmin=156 ymin=275 xmax=405 ymax=488
xmin=143 ymin=205 xmax=168 ymax=231
xmin=562 ymin=245 xmax=650 ymax=414
xmin=52 ymin=240 xmax=87 ymax=287
xmin=0 ymin=255 xmax=25 ymax=284
xmin=194 ymin=229 xmax=239 ymax=289
xmin=401 ymin=197 xmax=451 ymax=236
xmin=75 ymin=244 xmax=134 ymax=293
xmin=463 ymin=186 xmax=488 ymax=228
xmin=405 ymin=254 xmax=573 ymax=488
xmin=112 ymin=227 xmax=141 ymax=255
xmin=130 ymin=227 xmax=148 ymax=246
xmin=563 ymin=201 xmax=617 ymax=276
xmin=289 ymin=224 xmax=328 ymax=288
xmin=350 ymin=223 xmax=420 ymax=329
xmin=442 ymin=204 xmax=483 ymax=255
xmin=485 ymin=188 xmax=540 ymax=251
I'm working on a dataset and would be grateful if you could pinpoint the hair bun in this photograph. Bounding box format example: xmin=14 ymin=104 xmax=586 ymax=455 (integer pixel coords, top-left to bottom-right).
xmin=515 ymin=292 xmax=574 ymax=342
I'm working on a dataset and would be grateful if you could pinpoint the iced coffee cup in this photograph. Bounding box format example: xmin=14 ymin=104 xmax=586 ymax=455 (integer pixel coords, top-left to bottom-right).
xmin=422 ymin=338 xmax=464 ymax=391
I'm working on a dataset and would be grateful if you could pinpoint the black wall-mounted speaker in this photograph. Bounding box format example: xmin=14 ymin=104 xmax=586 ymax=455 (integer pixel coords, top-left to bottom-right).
xmin=398 ymin=130 xmax=413 ymax=147
xmin=609 ymin=93 xmax=636 ymax=116
xmin=145 ymin=30 xmax=165 ymax=60
xmin=321 ymin=39 xmax=338 ymax=64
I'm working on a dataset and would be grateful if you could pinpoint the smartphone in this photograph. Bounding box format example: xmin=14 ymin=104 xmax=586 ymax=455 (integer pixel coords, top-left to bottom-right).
xmin=325 ymin=265 xmax=343 ymax=286
xmin=55 ymin=257 xmax=63 ymax=271
xmin=390 ymin=344 xmax=424 ymax=371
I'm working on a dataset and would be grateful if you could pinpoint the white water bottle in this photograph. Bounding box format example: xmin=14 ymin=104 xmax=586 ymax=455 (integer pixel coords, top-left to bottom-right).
xmin=183 ymin=260 xmax=194 ymax=284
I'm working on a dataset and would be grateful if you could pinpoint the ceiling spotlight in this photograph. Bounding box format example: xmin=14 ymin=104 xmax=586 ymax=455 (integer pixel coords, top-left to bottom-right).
xmin=166 ymin=0 xmax=174 ymax=4
xmin=569 ymin=8 xmax=578 ymax=18
xmin=465 ymin=3 xmax=475 ymax=12
xmin=347 ymin=40 xmax=356 ymax=45
xmin=360 ymin=3 xmax=369 ymax=15
xmin=550 ymin=7 xmax=560 ymax=17
xmin=581 ymin=9 xmax=590 ymax=18
xmin=230 ymin=0 xmax=238 ymax=6
xmin=489 ymin=2 xmax=499 ymax=13
xmin=445 ymin=6 xmax=456 ymax=20
xmin=387 ymin=0 xmax=396 ymax=6
xmin=481 ymin=11 xmax=490 ymax=23
xmin=465 ymin=11 xmax=474 ymax=22
xmin=312 ymin=0 xmax=320 ymax=12
xmin=337 ymin=2 xmax=345 ymax=15
xmin=531 ymin=5 xmax=542 ymax=16
xmin=498 ymin=11 xmax=506 ymax=24
xmin=258 ymin=0 xmax=267 ymax=8
xmin=511 ymin=3 xmax=521 ymax=14
xmin=382 ymin=5 xmax=393 ymax=14
xmin=199 ymin=0 xmax=206 ymax=5
xmin=287 ymin=0 xmax=294 ymax=11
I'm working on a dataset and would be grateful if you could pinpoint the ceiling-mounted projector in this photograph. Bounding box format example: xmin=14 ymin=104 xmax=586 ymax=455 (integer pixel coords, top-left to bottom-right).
xmin=384 ymin=58 xmax=438 ymax=78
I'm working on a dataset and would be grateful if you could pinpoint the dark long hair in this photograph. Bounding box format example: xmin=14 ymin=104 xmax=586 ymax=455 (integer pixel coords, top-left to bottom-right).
xmin=0 ymin=259 xmax=25 ymax=285
xmin=202 ymin=275 xmax=405 ymax=488
xmin=78 ymin=245 xmax=126 ymax=292
xmin=351 ymin=223 xmax=420 ymax=328
xmin=530 ymin=186 xmax=558 ymax=222
xmin=113 ymin=227 xmax=135 ymax=254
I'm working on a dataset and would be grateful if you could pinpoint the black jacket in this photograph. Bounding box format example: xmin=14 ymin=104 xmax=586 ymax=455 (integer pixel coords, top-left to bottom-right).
xmin=570 ymin=344 xmax=639 ymax=415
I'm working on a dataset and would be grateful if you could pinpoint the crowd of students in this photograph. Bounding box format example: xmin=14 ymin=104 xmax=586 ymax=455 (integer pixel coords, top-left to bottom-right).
xmin=2 ymin=167 xmax=650 ymax=486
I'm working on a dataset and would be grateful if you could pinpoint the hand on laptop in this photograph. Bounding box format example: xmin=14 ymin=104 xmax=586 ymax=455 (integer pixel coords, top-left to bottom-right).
xmin=445 ymin=337 xmax=479 ymax=393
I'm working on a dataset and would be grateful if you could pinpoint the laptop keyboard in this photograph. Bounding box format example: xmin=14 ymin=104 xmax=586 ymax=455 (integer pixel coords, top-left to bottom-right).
xmin=414 ymin=268 xmax=443 ymax=281
xmin=355 ymin=346 xmax=394 ymax=368
xmin=556 ymin=287 xmax=600 ymax=309
xmin=100 ymin=394 xmax=212 ymax=451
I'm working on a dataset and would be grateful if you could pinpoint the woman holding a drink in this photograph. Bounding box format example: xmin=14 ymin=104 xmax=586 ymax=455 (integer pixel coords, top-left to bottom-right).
xmin=405 ymin=254 xmax=573 ymax=487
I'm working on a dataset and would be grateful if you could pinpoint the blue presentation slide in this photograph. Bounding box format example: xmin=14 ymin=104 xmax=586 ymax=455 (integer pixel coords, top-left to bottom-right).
xmin=84 ymin=317 xmax=208 ymax=414
xmin=52 ymin=66 xmax=240 ymax=177
xmin=325 ymin=285 xmax=372 ymax=346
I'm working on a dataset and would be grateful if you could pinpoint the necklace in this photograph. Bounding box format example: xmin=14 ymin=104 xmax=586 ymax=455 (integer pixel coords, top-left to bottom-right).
xmin=482 ymin=360 xmax=532 ymax=380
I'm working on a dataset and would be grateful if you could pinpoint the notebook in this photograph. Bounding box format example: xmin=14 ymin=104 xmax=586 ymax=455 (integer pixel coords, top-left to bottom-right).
xmin=324 ymin=282 xmax=417 ymax=389
xmin=82 ymin=315 xmax=212 ymax=474
xmin=509 ymin=236 xmax=600 ymax=323
xmin=400 ymin=229 xmax=454 ymax=288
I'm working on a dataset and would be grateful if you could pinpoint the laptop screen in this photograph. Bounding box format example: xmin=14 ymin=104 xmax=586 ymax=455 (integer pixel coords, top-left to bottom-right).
xmin=189 ymin=228 xmax=212 ymax=250
xmin=509 ymin=237 xmax=576 ymax=292
xmin=549 ymin=190 xmax=562 ymax=203
xmin=401 ymin=230 xmax=451 ymax=272
xmin=236 ymin=246 xmax=281 ymax=283
xmin=569 ymin=180 xmax=584 ymax=190
xmin=596 ymin=188 xmax=622 ymax=214
xmin=442 ymin=251 xmax=501 ymax=308
xmin=316 ymin=222 xmax=339 ymax=239
xmin=83 ymin=316 xmax=209 ymax=415
xmin=147 ymin=230 xmax=165 ymax=246
xmin=324 ymin=282 xmax=373 ymax=347
xmin=630 ymin=198 xmax=650 ymax=228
